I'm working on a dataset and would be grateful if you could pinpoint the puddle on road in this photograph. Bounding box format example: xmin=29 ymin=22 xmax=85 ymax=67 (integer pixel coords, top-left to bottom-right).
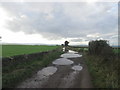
xmin=72 ymin=65 xmax=83 ymax=71
xmin=37 ymin=66 xmax=57 ymax=77
xmin=63 ymin=47 xmax=65 ymax=52
xmin=68 ymin=50 xmax=78 ymax=54
xmin=52 ymin=58 xmax=74 ymax=65
xmin=61 ymin=53 xmax=82 ymax=58
xmin=17 ymin=66 xmax=57 ymax=88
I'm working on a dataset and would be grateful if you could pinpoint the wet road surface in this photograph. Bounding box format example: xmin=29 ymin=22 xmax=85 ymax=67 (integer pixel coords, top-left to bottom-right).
xmin=17 ymin=50 xmax=93 ymax=88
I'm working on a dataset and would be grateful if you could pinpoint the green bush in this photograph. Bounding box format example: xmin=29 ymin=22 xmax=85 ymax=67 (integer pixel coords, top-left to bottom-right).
xmin=88 ymin=40 xmax=113 ymax=57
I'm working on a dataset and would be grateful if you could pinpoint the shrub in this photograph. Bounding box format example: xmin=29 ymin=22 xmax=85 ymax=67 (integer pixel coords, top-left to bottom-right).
xmin=88 ymin=40 xmax=113 ymax=57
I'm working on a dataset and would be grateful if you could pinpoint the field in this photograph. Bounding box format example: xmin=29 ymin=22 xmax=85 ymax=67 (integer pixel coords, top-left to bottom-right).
xmin=2 ymin=45 xmax=59 ymax=57
xmin=2 ymin=44 xmax=119 ymax=88
xmin=0 ymin=44 xmax=1 ymax=57
xmin=113 ymin=48 xmax=120 ymax=54
xmin=2 ymin=45 xmax=63 ymax=88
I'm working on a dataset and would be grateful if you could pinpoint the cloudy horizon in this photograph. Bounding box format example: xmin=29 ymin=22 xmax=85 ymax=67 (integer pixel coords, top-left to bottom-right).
xmin=0 ymin=1 xmax=118 ymax=46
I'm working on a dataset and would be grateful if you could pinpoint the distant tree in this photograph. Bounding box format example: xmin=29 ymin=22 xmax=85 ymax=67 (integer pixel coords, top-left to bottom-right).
xmin=61 ymin=44 xmax=64 ymax=46
xmin=64 ymin=41 xmax=69 ymax=46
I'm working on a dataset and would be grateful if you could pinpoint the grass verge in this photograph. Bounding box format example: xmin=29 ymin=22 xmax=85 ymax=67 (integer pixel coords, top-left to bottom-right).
xmin=2 ymin=48 xmax=63 ymax=88
xmin=84 ymin=53 xmax=119 ymax=88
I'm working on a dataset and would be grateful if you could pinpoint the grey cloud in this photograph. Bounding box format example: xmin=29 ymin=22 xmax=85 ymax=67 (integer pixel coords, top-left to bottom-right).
xmin=1 ymin=2 xmax=118 ymax=42
xmin=70 ymin=38 xmax=83 ymax=42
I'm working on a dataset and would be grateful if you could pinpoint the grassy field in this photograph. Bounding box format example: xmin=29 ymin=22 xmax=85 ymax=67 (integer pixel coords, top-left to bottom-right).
xmin=2 ymin=45 xmax=59 ymax=57
xmin=2 ymin=44 xmax=62 ymax=88
xmin=3 ymin=48 xmax=63 ymax=88
xmin=0 ymin=44 xmax=2 ymax=57
xmin=113 ymin=49 xmax=120 ymax=54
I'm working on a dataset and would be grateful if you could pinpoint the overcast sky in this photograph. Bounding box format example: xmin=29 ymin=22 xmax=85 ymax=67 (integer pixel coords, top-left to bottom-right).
xmin=0 ymin=0 xmax=118 ymax=45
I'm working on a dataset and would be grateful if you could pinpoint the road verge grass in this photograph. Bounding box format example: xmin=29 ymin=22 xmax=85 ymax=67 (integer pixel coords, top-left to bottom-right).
xmin=84 ymin=53 xmax=119 ymax=88
xmin=2 ymin=48 xmax=63 ymax=88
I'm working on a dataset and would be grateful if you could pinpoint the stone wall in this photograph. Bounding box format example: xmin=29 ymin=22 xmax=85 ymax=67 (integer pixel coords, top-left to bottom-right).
xmin=2 ymin=49 xmax=57 ymax=66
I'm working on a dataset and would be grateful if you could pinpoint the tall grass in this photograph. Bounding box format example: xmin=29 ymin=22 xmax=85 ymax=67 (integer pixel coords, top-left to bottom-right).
xmin=2 ymin=48 xmax=63 ymax=88
xmin=84 ymin=53 xmax=118 ymax=88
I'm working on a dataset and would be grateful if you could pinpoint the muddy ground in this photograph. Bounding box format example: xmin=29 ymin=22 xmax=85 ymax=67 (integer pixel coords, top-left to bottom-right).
xmin=17 ymin=52 xmax=93 ymax=88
